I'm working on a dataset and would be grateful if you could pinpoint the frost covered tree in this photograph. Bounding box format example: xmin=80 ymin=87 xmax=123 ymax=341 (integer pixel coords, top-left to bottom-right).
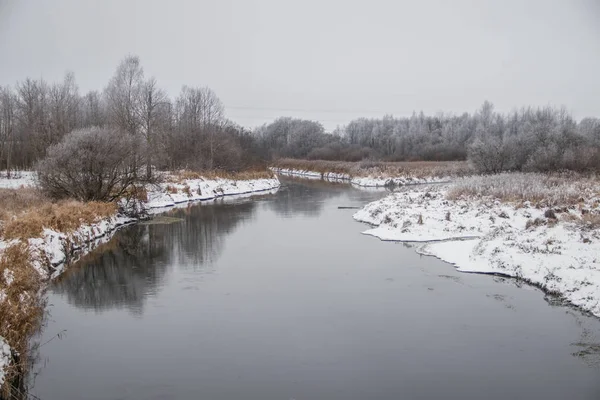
xmin=2 ymin=53 xmax=599 ymax=175
xmin=80 ymin=90 xmax=106 ymax=127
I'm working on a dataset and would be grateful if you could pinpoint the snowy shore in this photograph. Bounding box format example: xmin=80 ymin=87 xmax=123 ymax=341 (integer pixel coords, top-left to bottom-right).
xmin=272 ymin=167 xmax=448 ymax=187
xmin=0 ymin=173 xmax=280 ymax=386
xmin=0 ymin=174 xmax=281 ymax=279
xmin=353 ymin=181 xmax=600 ymax=317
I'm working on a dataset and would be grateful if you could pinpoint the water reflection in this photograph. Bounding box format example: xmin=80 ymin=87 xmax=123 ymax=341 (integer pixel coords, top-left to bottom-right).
xmin=268 ymin=178 xmax=355 ymax=218
xmin=52 ymin=197 xmax=259 ymax=315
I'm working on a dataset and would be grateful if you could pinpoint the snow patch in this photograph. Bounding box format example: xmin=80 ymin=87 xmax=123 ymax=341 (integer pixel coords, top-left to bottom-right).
xmin=0 ymin=171 xmax=36 ymax=189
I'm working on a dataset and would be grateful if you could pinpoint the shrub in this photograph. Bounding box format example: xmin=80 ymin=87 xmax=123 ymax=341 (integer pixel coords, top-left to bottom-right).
xmin=36 ymin=127 xmax=144 ymax=201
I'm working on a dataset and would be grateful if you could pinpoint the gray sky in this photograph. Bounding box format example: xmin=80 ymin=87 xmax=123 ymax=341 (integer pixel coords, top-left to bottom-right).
xmin=1 ymin=0 xmax=599 ymax=130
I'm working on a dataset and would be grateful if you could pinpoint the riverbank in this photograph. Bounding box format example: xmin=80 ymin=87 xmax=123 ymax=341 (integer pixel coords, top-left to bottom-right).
xmin=272 ymin=159 xmax=471 ymax=187
xmin=353 ymin=172 xmax=600 ymax=317
xmin=0 ymin=171 xmax=280 ymax=392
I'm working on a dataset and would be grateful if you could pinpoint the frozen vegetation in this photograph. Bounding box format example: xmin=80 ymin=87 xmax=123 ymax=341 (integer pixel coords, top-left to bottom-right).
xmin=354 ymin=173 xmax=600 ymax=317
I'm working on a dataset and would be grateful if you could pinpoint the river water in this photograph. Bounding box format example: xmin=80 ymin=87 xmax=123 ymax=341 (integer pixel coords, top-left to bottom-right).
xmin=28 ymin=178 xmax=600 ymax=399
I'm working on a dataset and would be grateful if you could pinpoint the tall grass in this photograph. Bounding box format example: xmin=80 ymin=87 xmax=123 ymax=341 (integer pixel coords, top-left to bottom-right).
xmin=0 ymin=190 xmax=117 ymax=241
xmin=447 ymin=172 xmax=600 ymax=206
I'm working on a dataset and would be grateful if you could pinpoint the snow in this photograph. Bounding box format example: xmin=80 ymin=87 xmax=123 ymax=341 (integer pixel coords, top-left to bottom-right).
xmin=0 ymin=171 xmax=36 ymax=189
xmin=354 ymin=184 xmax=600 ymax=317
xmin=144 ymin=177 xmax=281 ymax=209
xmin=270 ymin=168 xmax=350 ymax=183
xmin=0 ymin=336 xmax=9 ymax=386
xmin=272 ymin=167 xmax=448 ymax=187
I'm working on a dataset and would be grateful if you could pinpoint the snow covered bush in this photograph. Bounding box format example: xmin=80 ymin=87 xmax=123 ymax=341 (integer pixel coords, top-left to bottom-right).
xmin=36 ymin=127 xmax=145 ymax=201
xmin=467 ymin=136 xmax=514 ymax=173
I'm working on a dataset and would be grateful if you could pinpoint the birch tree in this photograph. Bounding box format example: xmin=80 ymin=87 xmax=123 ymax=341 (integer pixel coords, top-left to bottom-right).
xmin=104 ymin=55 xmax=144 ymax=136
xmin=138 ymin=77 xmax=168 ymax=179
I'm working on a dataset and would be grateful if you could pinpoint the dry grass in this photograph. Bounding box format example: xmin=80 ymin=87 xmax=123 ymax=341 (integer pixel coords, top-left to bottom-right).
xmin=581 ymin=213 xmax=600 ymax=229
xmin=2 ymin=200 xmax=116 ymax=241
xmin=122 ymin=185 xmax=148 ymax=203
xmin=273 ymin=158 xmax=473 ymax=179
xmin=0 ymin=188 xmax=48 ymax=228
xmin=0 ymin=243 xmax=44 ymax=394
xmin=165 ymin=185 xmax=179 ymax=194
xmin=168 ymin=169 xmax=274 ymax=183
xmin=447 ymin=172 xmax=600 ymax=207
xmin=447 ymin=173 xmax=600 ymax=207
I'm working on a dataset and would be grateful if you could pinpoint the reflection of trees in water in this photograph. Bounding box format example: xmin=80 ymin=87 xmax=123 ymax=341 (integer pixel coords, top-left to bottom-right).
xmin=166 ymin=200 xmax=256 ymax=268
xmin=51 ymin=199 xmax=257 ymax=314
xmin=51 ymin=225 xmax=169 ymax=316
xmin=268 ymin=178 xmax=349 ymax=218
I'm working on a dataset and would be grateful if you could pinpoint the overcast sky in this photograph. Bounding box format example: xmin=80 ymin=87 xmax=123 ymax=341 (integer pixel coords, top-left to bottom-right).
xmin=1 ymin=0 xmax=599 ymax=130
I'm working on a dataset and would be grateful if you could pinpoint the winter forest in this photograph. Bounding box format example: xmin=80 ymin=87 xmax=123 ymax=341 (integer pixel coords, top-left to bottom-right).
xmin=1 ymin=55 xmax=599 ymax=176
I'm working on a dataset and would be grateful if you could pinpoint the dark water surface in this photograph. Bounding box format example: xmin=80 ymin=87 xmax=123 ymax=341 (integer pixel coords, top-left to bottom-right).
xmin=30 ymin=178 xmax=600 ymax=400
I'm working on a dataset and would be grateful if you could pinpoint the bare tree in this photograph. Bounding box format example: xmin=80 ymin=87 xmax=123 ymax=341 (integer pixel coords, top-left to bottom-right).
xmin=48 ymin=72 xmax=80 ymax=144
xmin=137 ymin=77 xmax=168 ymax=179
xmin=174 ymin=86 xmax=225 ymax=169
xmin=0 ymin=87 xmax=16 ymax=176
xmin=15 ymin=77 xmax=52 ymax=164
xmin=104 ymin=55 xmax=144 ymax=136
xmin=80 ymin=90 xmax=106 ymax=127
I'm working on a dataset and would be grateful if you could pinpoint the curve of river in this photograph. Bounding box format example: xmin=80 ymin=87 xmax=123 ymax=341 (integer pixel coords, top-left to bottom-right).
xmin=27 ymin=178 xmax=600 ymax=399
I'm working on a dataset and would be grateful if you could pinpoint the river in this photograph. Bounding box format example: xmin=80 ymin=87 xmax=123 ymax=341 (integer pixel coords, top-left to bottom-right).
xmin=27 ymin=178 xmax=600 ymax=399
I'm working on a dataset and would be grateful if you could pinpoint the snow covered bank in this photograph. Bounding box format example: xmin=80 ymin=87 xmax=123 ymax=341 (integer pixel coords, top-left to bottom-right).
xmin=0 ymin=176 xmax=281 ymax=277
xmin=272 ymin=167 xmax=448 ymax=187
xmin=354 ymin=178 xmax=600 ymax=317
xmin=28 ymin=214 xmax=137 ymax=279
xmin=145 ymin=177 xmax=280 ymax=209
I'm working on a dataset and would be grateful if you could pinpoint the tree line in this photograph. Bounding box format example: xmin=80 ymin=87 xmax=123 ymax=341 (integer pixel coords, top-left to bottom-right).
xmin=256 ymin=101 xmax=600 ymax=173
xmin=2 ymin=54 xmax=599 ymax=178
xmin=0 ymin=55 xmax=267 ymax=178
